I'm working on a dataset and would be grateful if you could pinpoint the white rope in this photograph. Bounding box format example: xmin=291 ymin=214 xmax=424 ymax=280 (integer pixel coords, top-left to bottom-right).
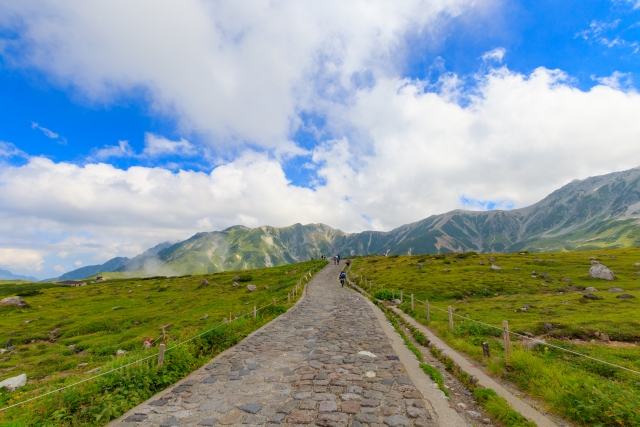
xmin=0 ymin=287 xmax=299 ymax=413
xmin=348 ymin=278 xmax=640 ymax=377
xmin=408 ymin=297 xmax=640 ymax=376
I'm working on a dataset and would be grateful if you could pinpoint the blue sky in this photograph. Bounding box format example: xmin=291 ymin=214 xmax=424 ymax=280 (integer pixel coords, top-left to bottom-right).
xmin=1 ymin=0 xmax=640 ymax=278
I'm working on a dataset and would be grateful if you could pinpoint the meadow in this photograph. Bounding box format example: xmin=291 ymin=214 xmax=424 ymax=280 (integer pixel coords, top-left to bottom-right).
xmin=0 ymin=259 xmax=326 ymax=426
xmin=350 ymin=249 xmax=640 ymax=426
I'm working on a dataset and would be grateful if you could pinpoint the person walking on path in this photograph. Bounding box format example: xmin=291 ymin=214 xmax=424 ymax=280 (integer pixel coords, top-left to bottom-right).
xmin=339 ymin=270 xmax=346 ymax=287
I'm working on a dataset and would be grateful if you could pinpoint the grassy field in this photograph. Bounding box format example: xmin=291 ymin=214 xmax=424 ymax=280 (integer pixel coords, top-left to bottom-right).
xmin=0 ymin=259 xmax=326 ymax=426
xmin=349 ymin=249 xmax=640 ymax=426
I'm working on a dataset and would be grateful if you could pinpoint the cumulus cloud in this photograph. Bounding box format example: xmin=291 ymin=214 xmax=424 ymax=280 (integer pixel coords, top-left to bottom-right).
xmin=74 ymin=260 xmax=82 ymax=266
xmin=480 ymin=47 xmax=506 ymax=62
xmin=0 ymin=248 xmax=44 ymax=271
xmin=593 ymin=71 xmax=634 ymax=90
xmin=0 ymin=0 xmax=476 ymax=151
xmin=1 ymin=66 xmax=640 ymax=273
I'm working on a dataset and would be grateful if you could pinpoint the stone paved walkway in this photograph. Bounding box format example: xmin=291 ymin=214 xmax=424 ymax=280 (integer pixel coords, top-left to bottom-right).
xmin=110 ymin=263 xmax=438 ymax=427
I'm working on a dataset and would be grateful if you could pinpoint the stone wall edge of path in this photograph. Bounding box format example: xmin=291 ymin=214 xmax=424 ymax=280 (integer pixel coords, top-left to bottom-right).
xmin=106 ymin=265 xmax=319 ymax=427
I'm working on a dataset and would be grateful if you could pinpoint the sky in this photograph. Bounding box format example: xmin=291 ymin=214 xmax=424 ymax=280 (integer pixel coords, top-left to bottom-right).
xmin=1 ymin=0 xmax=640 ymax=279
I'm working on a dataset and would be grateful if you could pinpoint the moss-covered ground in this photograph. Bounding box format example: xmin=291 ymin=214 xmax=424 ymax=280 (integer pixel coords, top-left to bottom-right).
xmin=350 ymin=249 xmax=640 ymax=426
xmin=0 ymin=259 xmax=326 ymax=426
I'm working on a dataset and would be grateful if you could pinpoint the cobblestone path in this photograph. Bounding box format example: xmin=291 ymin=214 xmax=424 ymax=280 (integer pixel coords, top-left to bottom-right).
xmin=111 ymin=263 xmax=438 ymax=427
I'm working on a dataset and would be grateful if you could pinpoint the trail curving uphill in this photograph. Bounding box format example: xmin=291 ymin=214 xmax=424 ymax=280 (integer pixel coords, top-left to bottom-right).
xmin=109 ymin=263 xmax=459 ymax=427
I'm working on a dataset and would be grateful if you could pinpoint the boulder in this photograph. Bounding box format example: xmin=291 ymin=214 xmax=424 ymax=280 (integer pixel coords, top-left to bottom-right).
xmin=0 ymin=296 xmax=28 ymax=308
xmin=0 ymin=373 xmax=27 ymax=391
xmin=488 ymin=257 xmax=496 ymax=262
xmin=583 ymin=293 xmax=600 ymax=300
xmin=598 ymin=333 xmax=610 ymax=342
xmin=540 ymin=273 xmax=549 ymax=279
xmin=584 ymin=286 xmax=598 ymax=292
xmin=531 ymin=270 xmax=537 ymax=275
xmin=247 ymin=284 xmax=257 ymax=292
xmin=589 ymin=264 xmax=615 ymax=280
xmin=116 ymin=350 xmax=127 ymax=357
xmin=534 ymin=258 xmax=543 ymax=262
xmin=478 ymin=261 xmax=485 ymax=265
xmin=200 ymin=279 xmax=210 ymax=286
xmin=232 ymin=276 xmax=241 ymax=281
xmin=608 ymin=287 xmax=624 ymax=293
xmin=617 ymin=294 xmax=636 ymax=299
xmin=232 ymin=282 xmax=239 ymax=287
xmin=590 ymin=260 xmax=599 ymax=265
xmin=264 ymin=286 xmax=269 ymax=290
xmin=543 ymin=322 xmax=554 ymax=332
xmin=635 ymin=263 xmax=640 ymax=267
xmin=490 ymin=264 xmax=501 ymax=270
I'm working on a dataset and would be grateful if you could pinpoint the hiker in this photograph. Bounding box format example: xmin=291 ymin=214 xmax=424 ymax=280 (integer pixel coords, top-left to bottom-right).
xmin=333 ymin=256 xmax=337 ymax=265
xmin=339 ymin=271 xmax=346 ymax=287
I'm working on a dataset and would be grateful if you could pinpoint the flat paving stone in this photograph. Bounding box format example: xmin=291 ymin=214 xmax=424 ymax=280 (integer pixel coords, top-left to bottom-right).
xmin=108 ymin=263 xmax=433 ymax=427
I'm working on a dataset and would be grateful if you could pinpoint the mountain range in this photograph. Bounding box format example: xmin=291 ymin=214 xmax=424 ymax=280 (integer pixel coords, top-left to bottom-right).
xmin=0 ymin=269 xmax=38 ymax=282
xmin=54 ymin=166 xmax=640 ymax=280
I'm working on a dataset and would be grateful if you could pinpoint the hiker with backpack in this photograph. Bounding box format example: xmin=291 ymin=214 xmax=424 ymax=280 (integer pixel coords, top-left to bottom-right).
xmin=339 ymin=271 xmax=346 ymax=287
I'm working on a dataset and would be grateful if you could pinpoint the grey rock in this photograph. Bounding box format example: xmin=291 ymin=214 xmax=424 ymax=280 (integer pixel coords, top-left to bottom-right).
xmin=247 ymin=284 xmax=257 ymax=292
xmin=149 ymin=399 xmax=170 ymax=406
xmin=198 ymin=420 xmax=217 ymax=426
xmin=585 ymin=287 xmax=598 ymax=292
xmin=608 ymin=287 xmax=625 ymax=293
xmin=467 ymin=410 xmax=481 ymax=418
xmin=617 ymin=294 xmax=636 ymax=299
xmin=0 ymin=296 xmax=27 ymax=308
xmin=583 ymin=293 xmax=601 ymax=300
xmin=384 ymin=415 xmax=410 ymax=427
xmin=543 ymin=322 xmax=554 ymax=332
xmin=124 ymin=414 xmax=147 ymax=422
xmin=0 ymin=373 xmax=26 ymax=391
xmin=159 ymin=417 xmax=180 ymax=426
xmin=293 ymin=392 xmax=312 ymax=400
xmin=202 ymin=376 xmax=218 ymax=383
xmin=239 ymin=403 xmax=263 ymax=414
xmin=589 ymin=264 xmax=616 ymax=280
xmin=490 ymin=264 xmax=501 ymax=270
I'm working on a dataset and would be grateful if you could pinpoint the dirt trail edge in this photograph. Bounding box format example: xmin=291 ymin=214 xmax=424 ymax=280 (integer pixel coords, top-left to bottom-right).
xmin=390 ymin=307 xmax=557 ymax=427
xmin=108 ymin=262 xmax=456 ymax=427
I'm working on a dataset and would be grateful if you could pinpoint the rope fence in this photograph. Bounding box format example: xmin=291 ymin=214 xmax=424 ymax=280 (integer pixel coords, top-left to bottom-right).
xmin=0 ymin=271 xmax=316 ymax=413
xmin=345 ymin=266 xmax=640 ymax=377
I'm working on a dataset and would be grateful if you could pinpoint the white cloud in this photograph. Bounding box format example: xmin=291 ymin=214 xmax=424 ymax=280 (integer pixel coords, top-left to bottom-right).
xmin=74 ymin=260 xmax=82 ymax=266
xmin=31 ymin=122 xmax=59 ymax=139
xmin=480 ymin=47 xmax=506 ymax=62
xmin=90 ymin=140 xmax=136 ymax=161
xmin=142 ymin=133 xmax=196 ymax=157
xmin=57 ymin=251 xmax=68 ymax=258
xmin=0 ymin=0 xmax=477 ymax=151
xmin=1 ymin=66 xmax=640 ymax=270
xmin=0 ymin=248 xmax=44 ymax=271
xmin=53 ymin=264 xmax=64 ymax=273
xmin=0 ymin=141 xmax=26 ymax=158
xmin=593 ymin=71 xmax=634 ymax=90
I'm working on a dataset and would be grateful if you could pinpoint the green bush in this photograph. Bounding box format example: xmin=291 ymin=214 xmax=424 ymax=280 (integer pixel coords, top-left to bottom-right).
xmin=237 ymin=275 xmax=253 ymax=282
xmin=373 ymin=289 xmax=393 ymax=301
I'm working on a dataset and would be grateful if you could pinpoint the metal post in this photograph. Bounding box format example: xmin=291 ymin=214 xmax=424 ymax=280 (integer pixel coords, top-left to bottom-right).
xmin=158 ymin=343 xmax=165 ymax=366
xmin=503 ymin=320 xmax=511 ymax=358
xmin=448 ymin=306 xmax=454 ymax=331
xmin=400 ymin=291 xmax=403 ymax=303
xmin=253 ymin=305 xmax=256 ymax=319
xmin=482 ymin=342 xmax=491 ymax=357
xmin=411 ymin=294 xmax=414 ymax=311
xmin=426 ymin=300 xmax=430 ymax=322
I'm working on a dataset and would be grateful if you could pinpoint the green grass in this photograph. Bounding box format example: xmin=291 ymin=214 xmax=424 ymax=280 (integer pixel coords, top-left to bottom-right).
xmin=0 ymin=260 xmax=326 ymax=426
xmin=351 ymin=249 xmax=640 ymax=426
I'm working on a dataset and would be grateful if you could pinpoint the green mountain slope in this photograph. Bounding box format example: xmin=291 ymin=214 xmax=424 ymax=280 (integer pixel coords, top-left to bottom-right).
xmin=84 ymin=166 xmax=640 ymax=277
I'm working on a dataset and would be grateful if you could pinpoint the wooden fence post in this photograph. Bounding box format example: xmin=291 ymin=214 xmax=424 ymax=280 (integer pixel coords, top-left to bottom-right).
xmin=503 ymin=320 xmax=511 ymax=358
xmin=253 ymin=305 xmax=256 ymax=319
xmin=400 ymin=291 xmax=403 ymax=303
xmin=426 ymin=300 xmax=430 ymax=322
xmin=448 ymin=306 xmax=454 ymax=331
xmin=411 ymin=294 xmax=414 ymax=311
xmin=273 ymin=297 xmax=276 ymax=306
xmin=158 ymin=343 xmax=165 ymax=366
